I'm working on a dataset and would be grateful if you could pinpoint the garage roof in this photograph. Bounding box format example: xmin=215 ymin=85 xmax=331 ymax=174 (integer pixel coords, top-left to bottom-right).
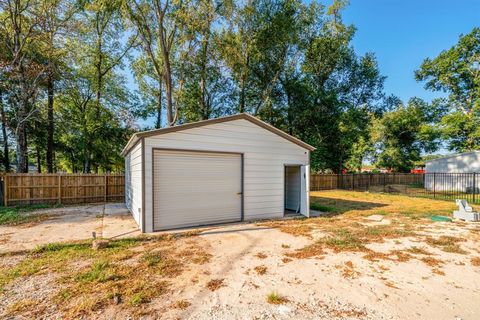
xmin=122 ymin=113 xmax=316 ymax=156
xmin=425 ymin=151 xmax=480 ymax=163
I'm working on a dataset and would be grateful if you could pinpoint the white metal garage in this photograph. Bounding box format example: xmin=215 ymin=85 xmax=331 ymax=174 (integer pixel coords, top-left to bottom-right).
xmin=122 ymin=113 xmax=315 ymax=233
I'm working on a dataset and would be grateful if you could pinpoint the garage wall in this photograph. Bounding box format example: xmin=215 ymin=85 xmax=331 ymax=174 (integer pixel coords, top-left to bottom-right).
xmin=425 ymin=152 xmax=480 ymax=173
xmin=124 ymin=140 xmax=143 ymax=228
xmin=143 ymin=118 xmax=309 ymax=232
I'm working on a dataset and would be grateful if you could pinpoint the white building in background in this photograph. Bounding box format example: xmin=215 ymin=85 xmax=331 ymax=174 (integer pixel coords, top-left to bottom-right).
xmin=425 ymin=151 xmax=480 ymax=193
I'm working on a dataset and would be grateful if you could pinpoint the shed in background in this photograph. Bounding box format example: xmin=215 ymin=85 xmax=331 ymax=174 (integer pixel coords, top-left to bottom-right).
xmin=425 ymin=151 xmax=480 ymax=193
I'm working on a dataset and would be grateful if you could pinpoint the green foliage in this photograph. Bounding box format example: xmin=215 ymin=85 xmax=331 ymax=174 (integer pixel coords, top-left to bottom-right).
xmin=416 ymin=27 xmax=480 ymax=152
xmin=1 ymin=0 xmax=467 ymax=174
xmin=372 ymin=98 xmax=440 ymax=172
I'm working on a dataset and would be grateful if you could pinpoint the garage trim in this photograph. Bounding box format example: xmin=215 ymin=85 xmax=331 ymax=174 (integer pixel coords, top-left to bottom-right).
xmin=151 ymin=147 xmax=244 ymax=231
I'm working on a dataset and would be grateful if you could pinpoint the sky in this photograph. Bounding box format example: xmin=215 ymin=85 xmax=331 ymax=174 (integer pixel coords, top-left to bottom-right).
xmin=342 ymin=0 xmax=480 ymax=103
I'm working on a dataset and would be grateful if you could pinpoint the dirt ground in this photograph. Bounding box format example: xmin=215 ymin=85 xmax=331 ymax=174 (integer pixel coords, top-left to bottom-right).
xmin=0 ymin=203 xmax=141 ymax=253
xmin=1 ymin=191 xmax=480 ymax=319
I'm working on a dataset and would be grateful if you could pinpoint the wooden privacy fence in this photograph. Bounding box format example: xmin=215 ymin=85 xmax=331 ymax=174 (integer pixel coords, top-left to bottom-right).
xmin=1 ymin=174 xmax=125 ymax=207
xmin=310 ymin=173 xmax=425 ymax=191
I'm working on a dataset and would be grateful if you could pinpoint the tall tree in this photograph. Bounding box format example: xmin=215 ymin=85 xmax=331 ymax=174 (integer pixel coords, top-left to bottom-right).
xmin=219 ymin=0 xmax=310 ymax=115
xmin=416 ymin=27 xmax=480 ymax=152
xmin=125 ymin=0 xmax=186 ymax=127
xmin=0 ymin=0 xmax=44 ymax=172
xmin=372 ymin=98 xmax=441 ymax=172
xmin=175 ymin=0 xmax=234 ymax=122
xmin=37 ymin=0 xmax=76 ymax=172
xmin=292 ymin=0 xmax=385 ymax=172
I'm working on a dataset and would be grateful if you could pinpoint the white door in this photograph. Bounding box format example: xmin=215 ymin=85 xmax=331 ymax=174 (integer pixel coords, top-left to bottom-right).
xmin=300 ymin=165 xmax=310 ymax=217
xmin=153 ymin=149 xmax=242 ymax=230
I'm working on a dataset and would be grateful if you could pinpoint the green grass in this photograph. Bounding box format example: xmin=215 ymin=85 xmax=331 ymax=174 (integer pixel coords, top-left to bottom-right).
xmin=0 ymin=204 xmax=53 ymax=225
xmin=0 ymin=233 xmax=209 ymax=317
xmin=325 ymin=229 xmax=365 ymax=251
xmin=310 ymin=202 xmax=337 ymax=212
xmin=75 ymin=261 xmax=122 ymax=283
xmin=0 ymin=238 xmax=145 ymax=291
xmin=266 ymin=292 xmax=288 ymax=304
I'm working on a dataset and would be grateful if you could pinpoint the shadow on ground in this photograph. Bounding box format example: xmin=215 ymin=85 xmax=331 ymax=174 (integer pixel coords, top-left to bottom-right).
xmin=310 ymin=196 xmax=387 ymax=217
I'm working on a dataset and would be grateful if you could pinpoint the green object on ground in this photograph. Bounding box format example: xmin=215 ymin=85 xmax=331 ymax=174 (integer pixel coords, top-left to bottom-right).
xmin=431 ymin=215 xmax=452 ymax=222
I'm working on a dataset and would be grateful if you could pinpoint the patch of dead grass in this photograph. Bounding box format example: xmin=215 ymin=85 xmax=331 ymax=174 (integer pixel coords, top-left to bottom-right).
xmin=432 ymin=268 xmax=446 ymax=276
xmin=406 ymin=246 xmax=432 ymax=255
xmin=1 ymin=234 xmax=210 ymax=318
xmin=471 ymin=257 xmax=480 ymax=266
xmin=421 ymin=256 xmax=444 ymax=267
xmin=172 ymin=299 xmax=191 ymax=310
xmin=255 ymin=252 xmax=268 ymax=259
xmin=258 ymin=220 xmax=312 ymax=238
xmin=339 ymin=261 xmax=359 ymax=279
xmin=254 ymin=265 xmax=267 ymax=275
xmin=206 ymin=279 xmax=224 ymax=291
xmin=426 ymin=236 xmax=467 ymax=254
xmin=4 ymin=299 xmax=43 ymax=317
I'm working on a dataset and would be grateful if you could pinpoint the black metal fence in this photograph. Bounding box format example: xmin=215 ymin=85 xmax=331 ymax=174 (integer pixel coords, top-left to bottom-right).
xmin=315 ymin=173 xmax=479 ymax=204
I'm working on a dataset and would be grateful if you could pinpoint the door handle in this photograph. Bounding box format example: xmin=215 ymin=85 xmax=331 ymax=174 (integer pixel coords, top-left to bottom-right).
xmin=237 ymin=192 xmax=243 ymax=195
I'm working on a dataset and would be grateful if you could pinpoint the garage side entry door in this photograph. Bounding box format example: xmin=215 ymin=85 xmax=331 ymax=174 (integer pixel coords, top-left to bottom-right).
xmin=153 ymin=149 xmax=242 ymax=231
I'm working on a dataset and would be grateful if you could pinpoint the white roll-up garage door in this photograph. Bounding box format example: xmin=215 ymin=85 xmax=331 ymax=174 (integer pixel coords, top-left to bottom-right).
xmin=153 ymin=149 xmax=242 ymax=230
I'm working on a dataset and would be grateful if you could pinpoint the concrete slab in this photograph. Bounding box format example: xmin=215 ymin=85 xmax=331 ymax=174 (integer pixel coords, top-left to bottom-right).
xmin=364 ymin=214 xmax=385 ymax=222
xmin=0 ymin=203 xmax=140 ymax=253
xmin=104 ymin=203 xmax=130 ymax=216
xmin=102 ymin=204 xmax=141 ymax=239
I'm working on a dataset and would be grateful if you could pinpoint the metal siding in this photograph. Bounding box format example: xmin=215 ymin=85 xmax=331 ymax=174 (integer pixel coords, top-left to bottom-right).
xmin=124 ymin=141 xmax=143 ymax=227
xmin=153 ymin=149 xmax=242 ymax=230
xmin=143 ymin=119 xmax=309 ymax=232
xmin=425 ymin=152 xmax=480 ymax=173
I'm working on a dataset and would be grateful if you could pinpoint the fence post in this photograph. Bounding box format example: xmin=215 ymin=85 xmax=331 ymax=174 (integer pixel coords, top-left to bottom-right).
xmin=433 ymin=173 xmax=436 ymax=199
xmin=58 ymin=175 xmax=62 ymax=204
xmin=383 ymin=173 xmax=386 ymax=192
xmin=104 ymin=175 xmax=108 ymax=202
xmin=473 ymin=172 xmax=477 ymax=204
xmin=4 ymin=175 xmax=7 ymax=207
xmin=352 ymin=173 xmax=355 ymax=190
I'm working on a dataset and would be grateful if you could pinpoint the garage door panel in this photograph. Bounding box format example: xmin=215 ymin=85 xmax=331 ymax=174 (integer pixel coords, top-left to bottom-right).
xmin=153 ymin=150 xmax=242 ymax=230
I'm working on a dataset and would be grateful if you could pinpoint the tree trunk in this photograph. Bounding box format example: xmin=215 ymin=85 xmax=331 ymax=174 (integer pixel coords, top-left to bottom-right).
xmin=0 ymin=92 xmax=9 ymax=172
xmin=164 ymin=62 xmax=174 ymax=126
xmin=95 ymin=12 xmax=103 ymax=118
xmin=46 ymin=72 xmax=55 ymax=173
xmin=15 ymin=92 xmax=29 ymax=173
xmin=155 ymin=80 xmax=162 ymax=129
xmin=36 ymin=145 xmax=41 ymax=173
xmin=83 ymin=153 xmax=90 ymax=173
xmin=82 ymin=106 xmax=90 ymax=173
xmin=200 ymin=26 xmax=211 ymax=120
xmin=239 ymin=75 xmax=246 ymax=113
